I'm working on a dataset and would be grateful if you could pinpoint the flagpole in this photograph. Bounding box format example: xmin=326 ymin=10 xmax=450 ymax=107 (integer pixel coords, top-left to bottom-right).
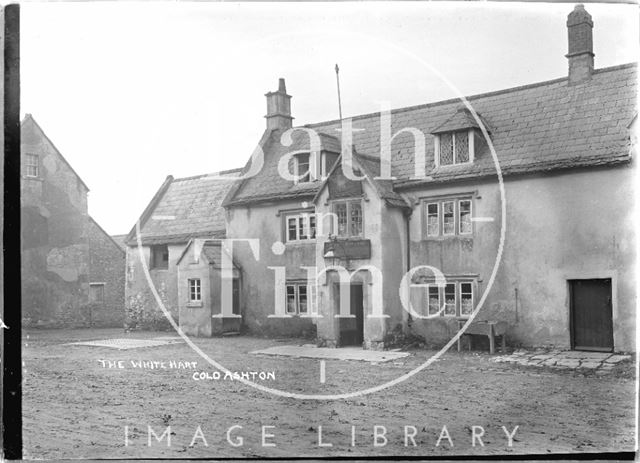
xmin=335 ymin=64 xmax=343 ymax=121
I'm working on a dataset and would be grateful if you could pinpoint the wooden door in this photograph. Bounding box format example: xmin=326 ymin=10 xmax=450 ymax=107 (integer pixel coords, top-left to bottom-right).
xmin=570 ymin=279 xmax=613 ymax=352
xmin=350 ymin=284 xmax=364 ymax=346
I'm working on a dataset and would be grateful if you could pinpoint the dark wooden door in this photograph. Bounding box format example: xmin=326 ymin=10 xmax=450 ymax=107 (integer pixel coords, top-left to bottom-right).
xmin=232 ymin=279 xmax=241 ymax=315
xmin=350 ymin=284 xmax=364 ymax=345
xmin=570 ymin=279 xmax=613 ymax=352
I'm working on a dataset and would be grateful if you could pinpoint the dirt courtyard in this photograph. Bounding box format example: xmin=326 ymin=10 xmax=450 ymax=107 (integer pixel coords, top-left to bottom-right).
xmin=22 ymin=328 xmax=636 ymax=459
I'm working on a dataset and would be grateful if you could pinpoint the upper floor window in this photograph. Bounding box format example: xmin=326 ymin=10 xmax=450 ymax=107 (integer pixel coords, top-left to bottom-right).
xmin=424 ymin=198 xmax=472 ymax=238
xmin=320 ymin=152 xmax=339 ymax=179
xmin=286 ymin=212 xmax=316 ymax=242
xmin=294 ymin=153 xmax=311 ymax=183
xmin=333 ymin=200 xmax=363 ymax=238
xmin=25 ymin=153 xmax=39 ymax=177
xmin=437 ymin=130 xmax=473 ymax=166
xmin=150 ymin=244 xmax=169 ymax=269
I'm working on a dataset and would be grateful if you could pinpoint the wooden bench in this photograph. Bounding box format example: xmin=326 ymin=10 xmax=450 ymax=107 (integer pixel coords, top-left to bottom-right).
xmin=457 ymin=320 xmax=507 ymax=354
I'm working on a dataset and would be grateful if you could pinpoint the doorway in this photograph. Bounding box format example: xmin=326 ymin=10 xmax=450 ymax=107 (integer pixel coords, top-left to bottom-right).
xmin=338 ymin=283 xmax=364 ymax=347
xmin=569 ymin=279 xmax=613 ymax=352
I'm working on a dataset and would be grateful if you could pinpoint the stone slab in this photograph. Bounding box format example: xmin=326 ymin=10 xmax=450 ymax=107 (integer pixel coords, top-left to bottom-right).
xmin=604 ymin=354 xmax=631 ymax=364
xmin=66 ymin=338 xmax=184 ymax=350
xmin=250 ymin=345 xmax=410 ymax=363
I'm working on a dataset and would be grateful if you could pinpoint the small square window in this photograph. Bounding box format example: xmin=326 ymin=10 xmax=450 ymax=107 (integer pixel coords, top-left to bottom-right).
xmin=188 ymin=279 xmax=201 ymax=302
xmin=285 ymin=213 xmax=316 ymax=242
xmin=25 ymin=154 xmax=39 ymax=177
xmin=89 ymin=283 xmax=105 ymax=304
xmin=150 ymin=244 xmax=169 ymax=269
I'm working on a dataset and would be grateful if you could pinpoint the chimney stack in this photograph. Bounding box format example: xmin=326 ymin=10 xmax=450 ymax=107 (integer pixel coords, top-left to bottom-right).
xmin=265 ymin=78 xmax=293 ymax=130
xmin=566 ymin=4 xmax=594 ymax=85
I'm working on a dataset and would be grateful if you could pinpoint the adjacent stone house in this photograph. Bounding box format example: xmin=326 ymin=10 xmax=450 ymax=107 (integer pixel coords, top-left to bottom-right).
xmin=21 ymin=114 xmax=125 ymax=327
xmin=128 ymin=5 xmax=636 ymax=352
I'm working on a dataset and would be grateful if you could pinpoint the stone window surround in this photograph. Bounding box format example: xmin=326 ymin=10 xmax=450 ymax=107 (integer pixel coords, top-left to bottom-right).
xmin=330 ymin=198 xmax=364 ymax=239
xmin=418 ymin=277 xmax=478 ymax=319
xmin=434 ymin=128 xmax=476 ymax=168
xmin=25 ymin=153 xmax=40 ymax=178
xmin=285 ymin=280 xmax=317 ymax=316
xmin=188 ymin=278 xmax=202 ymax=305
xmin=422 ymin=192 xmax=475 ymax=240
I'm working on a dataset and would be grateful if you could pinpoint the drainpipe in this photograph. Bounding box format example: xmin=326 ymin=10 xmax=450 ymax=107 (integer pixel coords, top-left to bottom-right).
xmin=405 ymin=208 xmax=412 ymax=328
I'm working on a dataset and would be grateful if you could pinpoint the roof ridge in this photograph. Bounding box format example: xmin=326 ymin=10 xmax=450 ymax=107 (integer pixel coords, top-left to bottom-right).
xmin=303 ymin=62 xmax=637 ymax=129
xmin=173 ymin=168 xmax=243 ymax=183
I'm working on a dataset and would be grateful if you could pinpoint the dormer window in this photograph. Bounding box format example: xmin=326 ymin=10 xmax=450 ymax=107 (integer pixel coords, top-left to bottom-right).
xmin=294 ymin=153 xmax=311 ymax=183
xmin=437 ymin=130 xmax=472 ymax=166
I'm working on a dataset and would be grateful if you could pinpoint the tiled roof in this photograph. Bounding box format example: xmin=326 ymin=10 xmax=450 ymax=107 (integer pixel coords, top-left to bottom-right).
xmin=226 ymin=130 xmax=341 ymax=205
xmin=225 ymin=63 xmax=636 ymax=205
xmin=110 ymin=234 xmax=128 ymax=251
xmin=127 ymin=170 xmax=242 ymax=246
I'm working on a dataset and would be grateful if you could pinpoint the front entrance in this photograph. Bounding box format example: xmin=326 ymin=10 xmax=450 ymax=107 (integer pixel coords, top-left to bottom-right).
xmin=338 ymin=283 xmax=364 ymax=347
xmin=570 ymin=279 xmax=613 ymax=352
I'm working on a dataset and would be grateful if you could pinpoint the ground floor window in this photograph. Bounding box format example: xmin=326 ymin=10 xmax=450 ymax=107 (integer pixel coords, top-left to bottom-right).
xmin=188 ymin=278 xmax=201 ymax=302
xmin=285 ymin=282 xmax=317 ymax=315
xmin=426 ymin=280 xmax=474 ymax=317
xmin=89 ymin=283 xmax=105 ymax=305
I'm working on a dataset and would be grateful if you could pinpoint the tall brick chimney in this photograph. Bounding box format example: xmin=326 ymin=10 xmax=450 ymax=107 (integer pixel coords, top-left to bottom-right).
xmin=265 ymin=78 xmax=293 ymax=130
xmin=566 ymin=4 xmax=594 ymax=85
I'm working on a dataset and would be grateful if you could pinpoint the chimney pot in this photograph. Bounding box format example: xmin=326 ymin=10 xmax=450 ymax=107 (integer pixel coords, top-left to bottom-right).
xmin=566 ymin=4 xmax=594 ymax=85
xmin=265 ymin=78 xmax=293 ymax=131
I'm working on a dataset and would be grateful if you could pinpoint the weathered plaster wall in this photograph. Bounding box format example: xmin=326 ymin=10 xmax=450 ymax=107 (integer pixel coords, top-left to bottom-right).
xmin=125 ymin=243 xmax=183 ymax=330
xmin=87 ymin=219 xmax=125 ymax=327
xmin=21 ymin=119 xmax=91 ymax=326
xmin=225 ymin=200 xmax=316 ymax=337
xmin=177 ymin=257 xmax=213 ymax=337
xmin=406 ymin=164 xmax=636 ymax=352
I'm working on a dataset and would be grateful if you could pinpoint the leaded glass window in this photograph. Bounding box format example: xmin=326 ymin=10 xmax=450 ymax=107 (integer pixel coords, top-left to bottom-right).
xmin=439 ymin=133 xmax=453 ymax=165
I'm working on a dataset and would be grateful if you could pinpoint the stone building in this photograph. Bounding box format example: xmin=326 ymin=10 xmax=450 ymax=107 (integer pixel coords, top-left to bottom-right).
xmin=21 ymin=114 xmax=125 ymax=327
xmin=123 ymin=170 xmax=241 ymax=330
xmin=128 ymin=5 xmax=636 ymax=352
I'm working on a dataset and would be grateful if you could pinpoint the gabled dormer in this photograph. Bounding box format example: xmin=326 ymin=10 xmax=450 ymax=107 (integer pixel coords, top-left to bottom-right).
xmin=431 ymin=107 xmax=491 ymax=168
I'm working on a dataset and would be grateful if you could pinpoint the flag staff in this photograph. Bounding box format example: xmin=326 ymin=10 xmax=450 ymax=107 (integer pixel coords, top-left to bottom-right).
xmin=335 ymin=64 xmax=343 ymax=121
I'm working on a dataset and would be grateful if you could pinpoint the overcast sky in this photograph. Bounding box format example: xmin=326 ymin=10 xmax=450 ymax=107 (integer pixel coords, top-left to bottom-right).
xmin=21 ymin=2 xmax=638 ymax=235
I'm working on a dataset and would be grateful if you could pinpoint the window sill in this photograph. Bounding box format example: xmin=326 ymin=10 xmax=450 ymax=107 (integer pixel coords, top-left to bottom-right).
xmin=285 ymin=240 xmax=316 ymax=245
xmin=187 ymin=302 xmax=203 ymax=308
xmin=433 ymin=162 xmax=474 ymax=170
xmin=150 ymin=268 xmax=169 ymax=272
xmin=22 ymin=175 xmax=43 ymax=182
xmin=423 ymin=235 xmax=473 ymax=241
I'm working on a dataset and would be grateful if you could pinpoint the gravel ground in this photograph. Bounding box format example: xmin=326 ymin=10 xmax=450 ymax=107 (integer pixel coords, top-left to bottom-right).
xmin=22 ymin=328 xmax=636 ymax=459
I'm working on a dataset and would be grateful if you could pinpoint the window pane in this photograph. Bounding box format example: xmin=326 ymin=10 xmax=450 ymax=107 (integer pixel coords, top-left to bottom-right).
xmin=298 ymin=285 xmax=308 ymax=314
xmin=428 ymin=285 xmax=440 ymax=315
xmin=455 ymin=131 xmax=469 ymax=163
xmin=288 ymin=217 xmax=297 ymax=241
xmin=26 ymin=154 xmax=39 ymax=177
xmin=335 ymin=203 xmax=348 ymax=237
xmin=460 ymin=282 xmax=473 ymax=315
xmin=298 ymin=216 xmax=308 ymax=240
xmin=444 ymin=283 xmax=456 ymax=315
xmin=309 ymin=215 xmax=316 ymax=239
xmin=189 ymin=279 xmax=201 ymax=302
xmin=297 ymin=153 xmax=310 ymax=183
xmin=151 ymin=245 xmax=169 ymax=269
xmin=459 ymin=200 xmax=472 ymax=234
xmin=350 ymin=202 xmax=363 ymax=237
xmin=286 ymin=285 xmax=296 ymax=314
xmin=427 ymin=203 xmax=439 ymax=237
xmin=443 ymin=201 xmax=455 ymax=235
xmin=439 ymin=133 xmax=453 ymax=166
